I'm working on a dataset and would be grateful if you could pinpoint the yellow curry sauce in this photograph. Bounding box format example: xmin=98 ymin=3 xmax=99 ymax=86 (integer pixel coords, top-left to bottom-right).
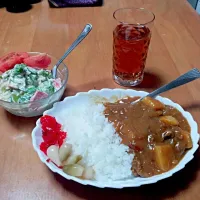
xmin=104 ymin=97 xmax=192 ymax=177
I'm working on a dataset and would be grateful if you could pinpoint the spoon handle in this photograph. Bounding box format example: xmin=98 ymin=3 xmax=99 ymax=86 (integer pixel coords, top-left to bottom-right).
xmin=147 ymin=68 xmax=200 ymax=98
xmin=52 ymin=24 xmax=92 ymax=78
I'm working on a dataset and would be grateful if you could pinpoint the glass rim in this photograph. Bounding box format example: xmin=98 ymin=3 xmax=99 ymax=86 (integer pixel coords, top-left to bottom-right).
xmin=113 ymin=7 xmax=155 ymax=26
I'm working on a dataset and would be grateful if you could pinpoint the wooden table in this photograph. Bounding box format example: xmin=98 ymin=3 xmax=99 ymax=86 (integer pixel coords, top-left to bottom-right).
xmin=0 ymin=0 xmax=200 ymax=199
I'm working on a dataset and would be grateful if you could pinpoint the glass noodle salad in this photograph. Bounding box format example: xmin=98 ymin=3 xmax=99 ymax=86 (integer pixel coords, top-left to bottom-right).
xmin=0 ymin=52 xmax=62 ymax=103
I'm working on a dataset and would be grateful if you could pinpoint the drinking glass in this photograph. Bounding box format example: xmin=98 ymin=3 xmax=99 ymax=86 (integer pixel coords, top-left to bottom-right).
xmin=113 ymin=8 xmax=155 ymax=86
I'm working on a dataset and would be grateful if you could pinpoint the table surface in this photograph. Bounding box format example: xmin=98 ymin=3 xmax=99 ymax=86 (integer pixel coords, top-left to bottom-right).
xmin=0 ymin=0 xmax=200 ymax=199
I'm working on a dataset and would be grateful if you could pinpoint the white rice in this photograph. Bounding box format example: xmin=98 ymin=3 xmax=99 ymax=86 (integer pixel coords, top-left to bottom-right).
xmin=62 ymin=100 xmax=134 ymax=181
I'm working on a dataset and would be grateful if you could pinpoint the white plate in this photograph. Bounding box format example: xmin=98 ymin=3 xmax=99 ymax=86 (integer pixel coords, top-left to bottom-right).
xmin=32 ymin=89 xmax=199 ymax=188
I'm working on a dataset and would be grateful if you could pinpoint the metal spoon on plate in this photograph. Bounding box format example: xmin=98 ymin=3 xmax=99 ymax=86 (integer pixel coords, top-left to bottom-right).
xmin=52 ymin=23 xmax=92 ymax=78
xmin=132 ymin=68 xmax=200 ymax=104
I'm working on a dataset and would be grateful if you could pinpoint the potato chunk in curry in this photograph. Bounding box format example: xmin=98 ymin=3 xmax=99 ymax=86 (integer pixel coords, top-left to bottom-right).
xmin=159 ymin=116 xmax=179 ymax=126
xmin=142 ymin=97 xmax=165 ymax=110
xmin=181 ymin=131 xmax=193 ymax=149
xmin=154 ymin=144 xmax=175 ymax=171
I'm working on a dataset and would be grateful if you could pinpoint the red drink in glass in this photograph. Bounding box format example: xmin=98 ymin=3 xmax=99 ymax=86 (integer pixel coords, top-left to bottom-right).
xmin=113 ymin=8 xmax=155 ymax=86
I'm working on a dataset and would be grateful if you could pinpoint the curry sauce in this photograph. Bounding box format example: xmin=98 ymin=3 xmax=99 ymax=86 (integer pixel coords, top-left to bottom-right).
xmin=104 ymin=96 xmax=192 ymax=177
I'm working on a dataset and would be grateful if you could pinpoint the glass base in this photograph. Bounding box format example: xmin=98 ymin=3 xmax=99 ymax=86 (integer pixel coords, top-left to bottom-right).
xmin=113 ymin=74 xmax=143 ymax=87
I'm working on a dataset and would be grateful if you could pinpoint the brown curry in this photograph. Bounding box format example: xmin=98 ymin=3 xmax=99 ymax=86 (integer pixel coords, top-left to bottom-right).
xmin=104 ymin=96 xmax=192 ymax=177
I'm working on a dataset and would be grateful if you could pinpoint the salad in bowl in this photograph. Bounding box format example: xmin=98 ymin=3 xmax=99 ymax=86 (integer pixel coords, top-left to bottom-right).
xmin=0 ymin=52 xmax=68 ymax=117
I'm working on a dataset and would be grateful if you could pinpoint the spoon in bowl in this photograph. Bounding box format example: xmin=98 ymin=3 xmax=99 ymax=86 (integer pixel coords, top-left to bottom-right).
xmin=132 ymin=68 xmax=200 ymax=104
xmin=52 ymin=23 xmax=92 ymax=78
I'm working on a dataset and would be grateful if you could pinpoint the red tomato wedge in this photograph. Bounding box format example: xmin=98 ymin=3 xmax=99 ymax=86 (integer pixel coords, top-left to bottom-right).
xmin=0 ymin=52 xmax=29 ymax=72
xmin=23 ymin=53 xmax=51 ymax=68
xmin=15 ymin=52 xmax=29 ymax=59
